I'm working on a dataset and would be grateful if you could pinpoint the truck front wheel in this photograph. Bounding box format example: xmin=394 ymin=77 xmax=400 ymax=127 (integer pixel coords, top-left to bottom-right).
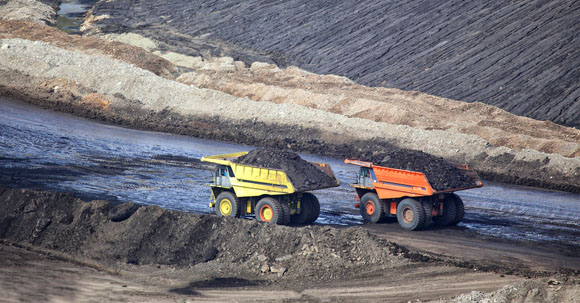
xmin=256 ymin=197 xmax=285 ymax=225
xmin=360 ymin=192 xmax=385 ymax=223
xmin=396 ymin=198 xmax=425 ymax=231
xmin=215 ymin=191 xmax=240 ymax=217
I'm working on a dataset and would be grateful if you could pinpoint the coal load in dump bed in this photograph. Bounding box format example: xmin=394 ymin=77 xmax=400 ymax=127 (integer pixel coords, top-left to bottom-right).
xmin=362 ymin=150 xmax=476 ymax=191
xmin=234 ymin=148 xmax=337 ymax=192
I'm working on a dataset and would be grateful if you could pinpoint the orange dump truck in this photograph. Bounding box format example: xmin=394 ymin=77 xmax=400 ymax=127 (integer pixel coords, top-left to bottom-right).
xmin=345 ymin=159 xmax=483 ymax=231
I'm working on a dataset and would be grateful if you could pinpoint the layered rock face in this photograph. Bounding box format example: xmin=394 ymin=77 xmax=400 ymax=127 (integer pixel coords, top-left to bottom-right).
xmin=86 ymin=0 xmax=580 ymax=127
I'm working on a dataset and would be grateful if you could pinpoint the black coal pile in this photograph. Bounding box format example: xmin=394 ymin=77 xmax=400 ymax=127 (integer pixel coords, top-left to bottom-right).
xmin=357 ymin=149 xmax=476 ymax=191
xmin=234 ymin=148 xmax=338 ymax=191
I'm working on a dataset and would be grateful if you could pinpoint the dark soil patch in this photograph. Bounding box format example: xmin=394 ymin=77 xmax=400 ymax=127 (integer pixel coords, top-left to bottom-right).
xmin=0 ymin=187 xmax=570 ymax=283
xmin=0 ymin=187 xmax=412 ymax=283
xmin=234 ymin=148 xmax=338 ymax=192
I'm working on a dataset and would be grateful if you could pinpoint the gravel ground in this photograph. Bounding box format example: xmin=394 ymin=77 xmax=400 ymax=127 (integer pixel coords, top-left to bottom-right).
xmin=0 ymin=0 xmax=57 ymax=24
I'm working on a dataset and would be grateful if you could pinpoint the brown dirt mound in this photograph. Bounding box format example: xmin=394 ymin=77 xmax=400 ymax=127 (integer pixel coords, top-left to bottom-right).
xmin=0 ymin=20 xmax=177 ymax=79
xmin=0 ymin=187 xmax=407 ymax=282
xmin=234 ymin=148 xmax=338 ymax=191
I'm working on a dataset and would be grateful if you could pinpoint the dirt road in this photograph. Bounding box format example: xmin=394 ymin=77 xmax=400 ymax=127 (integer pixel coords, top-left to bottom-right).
xmin=0 ymin=243 xmax=528 ymax=303
xmin=0 ymin=187 xmax=578 ymax=302
xmin=364 ymin=223 xmax=580 ymax=274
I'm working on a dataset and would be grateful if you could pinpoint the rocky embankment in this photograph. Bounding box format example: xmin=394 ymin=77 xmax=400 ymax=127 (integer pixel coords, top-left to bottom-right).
xmin=0 ymin=187 xmax=410 ymax=282
xmin=84 ymin=0 xmax=580 ymax=128
xmin=0 ymin=20 xmax=579 ymax=193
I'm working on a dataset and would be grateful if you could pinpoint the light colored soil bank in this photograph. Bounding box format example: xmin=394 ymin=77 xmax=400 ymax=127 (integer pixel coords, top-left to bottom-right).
xmin=0 ymin=25 xmax=579 ymax=192
xmin=0 ymin=0 xmax=57 ymax=25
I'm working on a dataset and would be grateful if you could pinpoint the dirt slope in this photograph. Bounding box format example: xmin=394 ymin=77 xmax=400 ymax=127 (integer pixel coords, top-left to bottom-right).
xmin=0 ymin=20 xmax=177 ymax=78
xmin=6 ymin=187 xmax=580 ymax=302
xmin=84 ymin=0 xmax=580 ymax=127
xmin=0 ymin=0 xmax=58 ymax=25
xmin=175 ymin=61 xmax=580 ymax=158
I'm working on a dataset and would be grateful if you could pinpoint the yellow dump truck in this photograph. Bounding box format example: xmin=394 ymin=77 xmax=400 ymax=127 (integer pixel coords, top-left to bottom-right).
xmin=201 ymin=151 xmax=339 ymax=225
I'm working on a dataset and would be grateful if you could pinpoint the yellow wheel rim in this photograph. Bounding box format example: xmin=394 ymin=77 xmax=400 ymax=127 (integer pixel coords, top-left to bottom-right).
xmin=219 ymin=199 xmax=232 ymax=216
xmin=261 ymin=206 xmax=273 ymax=222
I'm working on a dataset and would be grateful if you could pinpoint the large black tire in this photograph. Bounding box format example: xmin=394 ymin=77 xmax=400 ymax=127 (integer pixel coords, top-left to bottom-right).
xmin=422 ymin=200 xmax=433 ymax=228
xmin=360 ymin=192 xmax=385 ymax=223
xmin=433 ymin=195 xmax=458 ymax=226
xmin=291 ymin=193 xmax=319 ymax=224
xmin=280 ymin=201 xmax=291 ymax=225
xmin=396 ymin=198 xmax=425 ymax=231
xmin=304 ymin=193 xmax=320 ymax=224
xmin=256 ymin=197 xmax=284 ymax=225
xmin=449 ymin=193 xmax=465 ymax=225
xmin=290 ymin=200 xmax=310 ymax=225
xmin=109 ymin=202 xmax=140 ymax=222
xmin=215 ymin=191 xmax=240 ymax=217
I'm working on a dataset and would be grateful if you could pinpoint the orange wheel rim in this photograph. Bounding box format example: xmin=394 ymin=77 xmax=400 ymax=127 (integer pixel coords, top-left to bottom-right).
xmin=259 ymin=205 xmax=273 ymax=222
xmin=365 ymin=201 xmax=375 ymax=215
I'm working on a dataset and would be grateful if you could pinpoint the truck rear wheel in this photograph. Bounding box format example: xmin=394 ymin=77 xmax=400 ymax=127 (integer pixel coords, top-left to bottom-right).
xmin=396 ymin=198 xmax=425 ymax=231
xmin=280 ymin=201 xmax=291 ymax=225
xmin=433 ymin=195 xmax=458 ymax=226
xmin=449 ymin=193 xmax=464 ymax=225
xmin=303 ymin=193 xmax=320 ymax=224
xmin=290 ymin=193 xmax=319 ymax=225
xmin=360 ymin=192 xmax=385 ymax=223
xmin=215 ymin=191 xmax=240 ymax=217
xmin=422 ymin=200 xmax=433 ymax=228
xmin=256 ymin=197 xmax=284 ymax=225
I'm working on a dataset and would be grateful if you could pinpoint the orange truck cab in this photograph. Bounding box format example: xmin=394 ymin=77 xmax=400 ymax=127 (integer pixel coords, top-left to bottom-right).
xmin=345 ymin=159 xmax=483 ymax=231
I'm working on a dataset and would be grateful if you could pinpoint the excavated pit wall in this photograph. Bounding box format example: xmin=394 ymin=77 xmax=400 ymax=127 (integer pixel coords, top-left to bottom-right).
xmin=0 ymin=38 xmax=579 ymax=193
xmin=84 ymin=0 xmax=580 ymax=128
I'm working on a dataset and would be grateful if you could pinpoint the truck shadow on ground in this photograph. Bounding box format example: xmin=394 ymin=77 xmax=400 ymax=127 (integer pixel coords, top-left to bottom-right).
xmin=169 ymin=277 xmax=265 ymax=295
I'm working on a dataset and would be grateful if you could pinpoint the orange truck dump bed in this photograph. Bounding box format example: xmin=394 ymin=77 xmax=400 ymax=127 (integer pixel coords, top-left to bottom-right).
xmin=345 ymin=159 xmax=483 ymax=231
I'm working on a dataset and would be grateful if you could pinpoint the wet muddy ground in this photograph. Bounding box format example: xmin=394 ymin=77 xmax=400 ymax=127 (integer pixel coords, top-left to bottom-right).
xmin=55 ymin=0 xmax=98 ymax=34
xmin=1 ymin=97 xmax=579 ymax=251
